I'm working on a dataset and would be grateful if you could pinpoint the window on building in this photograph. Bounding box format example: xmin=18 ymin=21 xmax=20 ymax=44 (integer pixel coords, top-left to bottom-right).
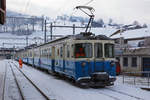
xmin=123 ymin=57 xmax=128 ymax=67
xmin=132 ymin=57 xmax=137 ymax=67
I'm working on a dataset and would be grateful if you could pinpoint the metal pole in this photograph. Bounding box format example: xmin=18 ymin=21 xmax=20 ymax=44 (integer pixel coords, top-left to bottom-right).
xmin=32 ymin=18 xmax=35 ymax=31
xmin=44 ymin=20 xmax=47 ymax=43
xmin=42 ymin=17 xmax=44 ymax=31
xmin=26 ymin=36 xmax=28 ymax=46
xmin=50 ymin=23 xmax=53 ymax=40
xmin=73 ymin=24 xmax=75 ymax=35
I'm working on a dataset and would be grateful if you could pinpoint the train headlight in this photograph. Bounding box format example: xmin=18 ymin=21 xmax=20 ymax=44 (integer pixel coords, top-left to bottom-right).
xmin=81 ymin=62 xmax=86 ymax=67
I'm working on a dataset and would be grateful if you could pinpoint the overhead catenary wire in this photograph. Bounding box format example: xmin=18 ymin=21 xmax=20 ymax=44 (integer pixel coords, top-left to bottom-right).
xmin=83 ymin=0 xmax=94 ymax=6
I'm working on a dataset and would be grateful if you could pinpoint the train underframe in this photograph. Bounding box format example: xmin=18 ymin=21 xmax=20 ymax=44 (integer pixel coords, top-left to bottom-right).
xmin=76 ymin=72 xmax=116 ymax=87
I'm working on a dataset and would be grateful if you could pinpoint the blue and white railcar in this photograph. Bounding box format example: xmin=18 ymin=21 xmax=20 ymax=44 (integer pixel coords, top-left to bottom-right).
xmin=16 ymin=33 xmax=116 ymax=87
xmin=50 ymin=34 xmax=116 ymax=86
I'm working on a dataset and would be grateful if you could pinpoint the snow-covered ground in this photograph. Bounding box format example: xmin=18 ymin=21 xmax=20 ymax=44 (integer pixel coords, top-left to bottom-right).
xmin=1 ymin=59 xmax=149 ymax=100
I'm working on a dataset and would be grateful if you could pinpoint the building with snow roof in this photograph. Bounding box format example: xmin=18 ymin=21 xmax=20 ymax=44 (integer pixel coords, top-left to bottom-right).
xmin=111 ymin=27 xmax=150 ymax=75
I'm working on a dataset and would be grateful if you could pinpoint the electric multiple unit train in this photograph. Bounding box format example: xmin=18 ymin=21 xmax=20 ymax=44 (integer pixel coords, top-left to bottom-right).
xmin=16 ymin=32 xmax=116 ymax=87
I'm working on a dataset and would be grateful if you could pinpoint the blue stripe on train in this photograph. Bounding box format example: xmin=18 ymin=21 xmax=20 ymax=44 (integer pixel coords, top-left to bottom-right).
xmin=25 ymin=57 xmax=116 ymax=80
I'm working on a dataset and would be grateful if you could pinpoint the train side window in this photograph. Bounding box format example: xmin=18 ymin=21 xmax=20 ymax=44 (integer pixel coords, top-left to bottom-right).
xmin=57 ymin=48 xmax=60 ymax=57
xmin=67 ymin=45 xmax=70 ymax=58
xmin=60 ymin=47 xmax=63 ymax=58
xmin=47 ymin=49 xmax=48 ymax=58
xmin=44 ymin=49 xmax=47 ymax=58
xmin=49 ymin=48 xmax=51 ymax=58
xmin=95 ymin=43 xmax=103 ymax=58
xmin=71 ymin=44 xmax=74 ymax=58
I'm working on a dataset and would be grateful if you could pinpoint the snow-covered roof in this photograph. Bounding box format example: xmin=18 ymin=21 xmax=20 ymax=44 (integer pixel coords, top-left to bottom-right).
xmin=111 ymin=27 xmax=150 ymax=39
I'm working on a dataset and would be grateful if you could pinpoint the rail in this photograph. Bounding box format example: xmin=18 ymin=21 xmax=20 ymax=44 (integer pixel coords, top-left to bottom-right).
xmin=10 ymin=62 xmax=53 ymax=100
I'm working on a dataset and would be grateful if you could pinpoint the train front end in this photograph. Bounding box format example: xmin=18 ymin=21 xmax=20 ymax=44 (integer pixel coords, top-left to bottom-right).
xmin=74 ymin=39 xmax=116 ymax=87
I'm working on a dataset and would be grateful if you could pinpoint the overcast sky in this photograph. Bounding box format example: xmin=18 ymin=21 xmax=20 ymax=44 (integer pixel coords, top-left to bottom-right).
xmin=7 ymin=0 xmax=150 ymax=24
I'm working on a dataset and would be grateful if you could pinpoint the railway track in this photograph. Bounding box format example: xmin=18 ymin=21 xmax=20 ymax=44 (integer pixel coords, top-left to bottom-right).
xmin=9 ymin=61 xmax=53 ymax=100
xmin=106 ymin=88 xmax=144 ymax=100
xmin=96 ymin=90 xmax=120 ymax=100
xmin=8 ymin=62 xmax=24 ymax=100
xmin=92 ymin=88 xmax=145 ymax=100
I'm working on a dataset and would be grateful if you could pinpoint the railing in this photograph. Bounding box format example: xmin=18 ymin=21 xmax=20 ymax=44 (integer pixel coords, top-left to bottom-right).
xmin=122 ymin=71 xmax=150 ymax=87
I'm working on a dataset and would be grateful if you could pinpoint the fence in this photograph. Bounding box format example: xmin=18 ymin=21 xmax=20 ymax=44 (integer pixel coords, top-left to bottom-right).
xmin=122 ymin=71 xmax=150 ymax=87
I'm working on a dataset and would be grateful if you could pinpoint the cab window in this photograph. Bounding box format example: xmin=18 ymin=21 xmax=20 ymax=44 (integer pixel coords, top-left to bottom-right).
xmin=95 ymin=43 xmax=103 ymax=58
xmin=74 ymin=43 xmax=92 ymax=58
xmin=105 ymin=43 xmax=114 ymax=58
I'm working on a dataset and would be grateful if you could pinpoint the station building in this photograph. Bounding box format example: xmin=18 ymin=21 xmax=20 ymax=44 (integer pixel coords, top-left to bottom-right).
xmin=112 ymin=27 xmax=150 ymax=74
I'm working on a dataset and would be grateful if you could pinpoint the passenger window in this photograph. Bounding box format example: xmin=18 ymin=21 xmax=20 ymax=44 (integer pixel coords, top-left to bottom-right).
xmin=57 ymin=48 xmax=59 ymax=56
xmin=60 ymin=47 xmax=63 ymax=58
xmin=67 ymin=45 xmax=70 ymax=58
xmin=49 ymin=48 xmax=51 ymax=57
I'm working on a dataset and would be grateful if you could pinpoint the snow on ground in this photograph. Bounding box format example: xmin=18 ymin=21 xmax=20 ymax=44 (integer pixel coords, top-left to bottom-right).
xmin=4 ymin=61 xmax=22 ymax=100
xmin=5 ymin=60 xmax=149 ymax=100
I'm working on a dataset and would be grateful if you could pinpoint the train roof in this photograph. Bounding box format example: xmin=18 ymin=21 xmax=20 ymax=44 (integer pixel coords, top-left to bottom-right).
xmin=23 ymin=32 xmax=113 ymax=50
xmin=38 ymin=32 xmax=112 ymax=46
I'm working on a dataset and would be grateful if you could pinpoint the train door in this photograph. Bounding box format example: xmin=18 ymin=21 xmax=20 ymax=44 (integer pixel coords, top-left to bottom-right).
xmin=54 ymin=44 xmax=64 ymax=72
xmin=94 ymin=43 xmax=104 ymax=72
xmin=75 ymin=43 xmax=93 ymax=77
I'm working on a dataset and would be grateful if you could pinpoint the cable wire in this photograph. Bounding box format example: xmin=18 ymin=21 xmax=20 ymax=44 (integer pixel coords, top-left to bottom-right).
xmin=83 ymin=0 xmax=94 ymax=6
